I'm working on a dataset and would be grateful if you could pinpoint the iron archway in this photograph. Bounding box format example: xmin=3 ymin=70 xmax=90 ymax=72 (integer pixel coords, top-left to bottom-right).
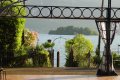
xmin=0 ymin=0 xmax=120 ymax=76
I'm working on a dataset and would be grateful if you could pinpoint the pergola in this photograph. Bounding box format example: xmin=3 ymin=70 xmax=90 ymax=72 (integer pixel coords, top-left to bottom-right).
xmin=0 ymin=0 xmax=120 ymax=76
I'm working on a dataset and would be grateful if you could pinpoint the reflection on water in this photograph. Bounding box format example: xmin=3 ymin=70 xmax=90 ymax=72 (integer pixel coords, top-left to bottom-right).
xmin=7 ymin=75 xmax=120 ymax=80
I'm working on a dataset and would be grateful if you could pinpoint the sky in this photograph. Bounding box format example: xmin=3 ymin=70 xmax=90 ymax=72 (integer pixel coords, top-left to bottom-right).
xmin=25 ymin=0 xmax=120 ymax=33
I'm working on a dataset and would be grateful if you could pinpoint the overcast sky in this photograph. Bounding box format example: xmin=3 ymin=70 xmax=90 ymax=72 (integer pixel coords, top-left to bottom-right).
xmin=25 ymin=0 xmax=120 ymax=33
xmin=26 ymin=0 xmax=120 ymax=7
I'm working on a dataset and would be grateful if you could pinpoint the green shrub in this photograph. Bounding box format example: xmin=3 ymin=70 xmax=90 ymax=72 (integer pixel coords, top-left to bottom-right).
xmin=42 ymin=39 xmax=55 ymax=48
xmin=31 ymin=45 xmax=51 ymax=67
xmin=0 ymin=0 xmax=26 ymax=67
xmin=112 ymin=52 xmax=120 ymax=68
xmin=65 ymin=34 xmax=94 ymax=67
xmin=24 ymin=58 xmax=33 ymax=67
xmin=93 ymin=47 xmax=101 ymax=67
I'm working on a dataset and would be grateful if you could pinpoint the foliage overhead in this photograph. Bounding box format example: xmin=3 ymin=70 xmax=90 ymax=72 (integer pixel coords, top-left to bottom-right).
xmin=0 ymin=0 xmax=26 ymax=67
xmin=0 ymin=0 xmax=26 ymax=51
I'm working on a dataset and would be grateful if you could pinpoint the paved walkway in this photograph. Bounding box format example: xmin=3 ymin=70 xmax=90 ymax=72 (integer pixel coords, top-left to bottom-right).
xmin=7 ymin=75 xmax=120 ymax=80
xmin=5 ymin=68 xmax=120 ymax=75
xmin=2 ymin=68 xmax=120 ymax=80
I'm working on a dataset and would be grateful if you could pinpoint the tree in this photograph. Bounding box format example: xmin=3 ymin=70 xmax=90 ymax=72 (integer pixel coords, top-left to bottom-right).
xmin=42 ymin=39 xmax=55 ymax=49
xmin=93 ymin=47 xmax=101 ymax=67
xmin=13 ymin=29 xmax=38 ymax=67
xmin=65 ymin=34 xmax=94 ymax=67
xmin=32 ymin=45 xmax=51 ymax=67
xmin=42 ymin=39 xmax=55 ymax=66
xmin=23 ymin=29 xmax=38 ymax=47
xmin=0 ymin=0 xmax=26 ymax=67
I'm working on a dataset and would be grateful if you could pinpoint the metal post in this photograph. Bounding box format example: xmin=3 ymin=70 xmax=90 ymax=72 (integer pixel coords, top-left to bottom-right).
xmin=49 ymin=49 xmax=54 ymax=67
xmin=52 ymin=49 xmax=54 ymax=67
xmin=69 ymin=46 xmax=74 ymax=67
xmin=96 ymin=0 xmax=117 ymax=76
xmin=87 ymin=51 xmax=91 ymax=68
xmin=106 ymin=0 xmax=111 ymax=74
xmin=57 ymin=51 xmax=60 ymax=67
xmin=118 ymin=45 xmax=120 ymax=55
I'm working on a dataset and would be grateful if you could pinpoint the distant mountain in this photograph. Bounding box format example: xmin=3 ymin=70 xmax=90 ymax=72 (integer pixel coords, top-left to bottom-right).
xmin=49 ymin=26 xmax=98 ymax=35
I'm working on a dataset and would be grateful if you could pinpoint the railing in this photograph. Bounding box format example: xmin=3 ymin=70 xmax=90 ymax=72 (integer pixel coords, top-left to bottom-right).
xmin=0 ymin=5 xmax=120 ymax=20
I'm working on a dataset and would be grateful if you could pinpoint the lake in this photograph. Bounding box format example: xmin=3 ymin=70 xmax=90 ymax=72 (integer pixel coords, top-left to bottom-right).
xmin=38 ymin=34 xmax=120 ymax=67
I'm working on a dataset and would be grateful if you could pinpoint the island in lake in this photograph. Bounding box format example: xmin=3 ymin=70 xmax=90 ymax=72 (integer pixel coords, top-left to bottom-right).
xmin=48 ymin=26 xmax=98 ymax=35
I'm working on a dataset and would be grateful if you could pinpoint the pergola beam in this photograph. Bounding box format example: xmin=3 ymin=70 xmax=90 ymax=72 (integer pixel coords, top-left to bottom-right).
xmin=0 ymin=5 xmax=120 ymax=20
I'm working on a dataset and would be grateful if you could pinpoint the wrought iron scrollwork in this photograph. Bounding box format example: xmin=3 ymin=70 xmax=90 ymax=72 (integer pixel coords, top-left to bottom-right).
xmin=0 ymin=4 xmax=120 ymax=20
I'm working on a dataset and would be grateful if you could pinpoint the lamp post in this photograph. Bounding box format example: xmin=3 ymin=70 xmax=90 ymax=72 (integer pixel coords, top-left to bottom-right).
xmin=95 ymin=0 xmax=118 ymax=76
xmin=52 ymin=36 xmax=67 ymax=67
